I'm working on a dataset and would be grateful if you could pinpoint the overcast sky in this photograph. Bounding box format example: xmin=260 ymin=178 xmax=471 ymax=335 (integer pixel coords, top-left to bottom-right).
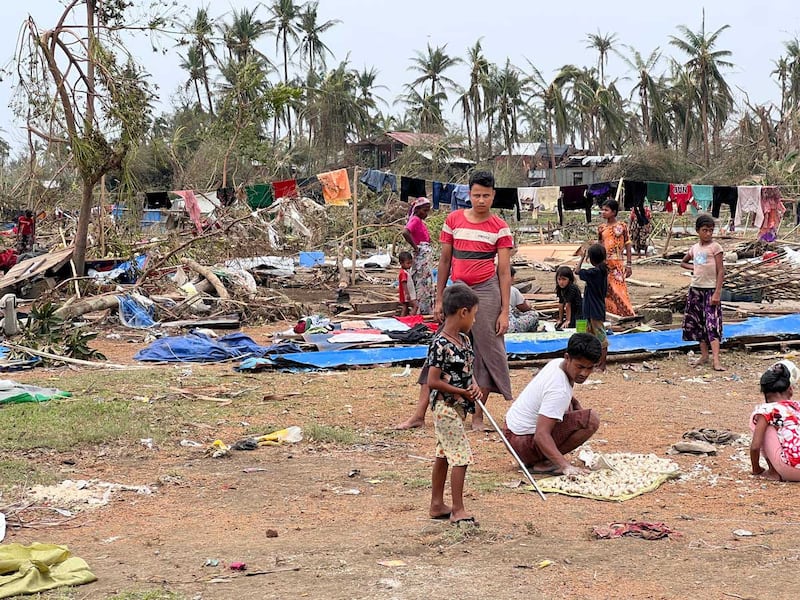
xmin=1 ymin=0 xmax=799 ymax=153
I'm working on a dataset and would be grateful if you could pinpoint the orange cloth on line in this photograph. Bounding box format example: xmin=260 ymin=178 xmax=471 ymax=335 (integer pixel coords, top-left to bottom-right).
xmin=317 ymin=169 xmax=351 ymax=205
xmin=599 ymin=221 xmax=635 ymax=317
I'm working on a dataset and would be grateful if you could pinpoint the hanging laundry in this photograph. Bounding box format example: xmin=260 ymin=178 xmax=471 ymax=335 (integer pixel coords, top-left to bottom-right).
xmin=317 ymin=169 xmax=352 ymax=205
xmin=691 ymin=185 xmax=713 ymax=213
xmin=272 ymin=179 xmax=299 ymax=199
xmin=431 ymin=181 xmax=455 ymax=210
xmin=493 ymin=187 xmax=521 ymax=220
xmin=558 ymin=185 xmax=590 ymax=225
xmin=587 ymin=181 xmax=616 ymax=205
xmin=172 ymin=190 xmax=203 ymax=232
xmin=712 ymin=186 xmax=738 ymax=220
xmin=216 ymin=187 xmax=237 ymax=207
xmin=144 ymin=191 xmax=171 ymax=209
xmin=359 ymin=169 xmax=397 ymax=194
xmin=535 ymin=186 xmax=560 ymax=211
xmin=645 ymin=181 xmax=669 ymax=202
xmin=296 ymin=176 xmax=324 ymax=204
xmin=450 ymin=184 xmax=471 ymax=210
xmin=759 ymin=186 xmax=785 ymax=241
xmin=666 ymin=183 xmax=696 ymax=215
xmin=622 ymin=180 xmax=647 ymax=211
xmin=400 ymin=176 xmax=426 ymax=202
xmin=245 ymin=184 xmax=275 ymax=209
xmin=517 ymin=187 xmax=538 ymax=210
xmin=735 ymin=185 xmax=762 ymax=227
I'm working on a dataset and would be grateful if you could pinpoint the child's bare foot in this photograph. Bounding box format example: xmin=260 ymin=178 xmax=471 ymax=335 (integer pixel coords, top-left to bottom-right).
xmin=429 ymin=502 xmax=452 ymax=520
xmin=762 ymin=468 xmax=782 ymax=481
xmin=394 ymin=418 xmax=425 ymax=430
xmin=690 ymin=358 xmax=709 ymax=368
xmin=713 ymin=362 xmax=726 ymax=372
xmin=449 ymin=508 xmax=478 ymax=527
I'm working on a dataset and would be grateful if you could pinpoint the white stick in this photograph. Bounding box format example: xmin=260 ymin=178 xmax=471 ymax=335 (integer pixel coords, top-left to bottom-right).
xmin=475 ymin=398 xmax=546 ymax=500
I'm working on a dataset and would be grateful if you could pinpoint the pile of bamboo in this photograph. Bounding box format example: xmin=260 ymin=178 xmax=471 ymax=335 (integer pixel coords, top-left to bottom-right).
xmin=638 ymin=248 xmax=800 ymax=310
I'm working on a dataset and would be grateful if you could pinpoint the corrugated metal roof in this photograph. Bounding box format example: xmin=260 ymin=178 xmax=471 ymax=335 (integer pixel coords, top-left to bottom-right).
xmin=386 ymin=131 xmax=445 ymax=146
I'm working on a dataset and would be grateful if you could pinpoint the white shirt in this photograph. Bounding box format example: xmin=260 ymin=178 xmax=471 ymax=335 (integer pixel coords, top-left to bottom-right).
xmin=510 ymin=286 xmax=525 ymax=308
xmin=505 ymin=359 xmax=573 ymax=435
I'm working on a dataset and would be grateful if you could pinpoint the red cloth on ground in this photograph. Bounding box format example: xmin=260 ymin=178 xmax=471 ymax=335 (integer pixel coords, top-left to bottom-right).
xmin=396 ymin=314 xmax=438 ymax=332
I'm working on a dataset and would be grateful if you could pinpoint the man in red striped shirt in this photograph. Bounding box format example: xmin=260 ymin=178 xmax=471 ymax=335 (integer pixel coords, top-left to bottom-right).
xmin=435 ymin=171 xmax=514 ymax=431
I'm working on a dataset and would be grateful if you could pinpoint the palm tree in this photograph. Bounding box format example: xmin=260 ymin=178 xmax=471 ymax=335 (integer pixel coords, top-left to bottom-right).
xmin=586 ymin=30 xmax=618 ymax=86
xmin=184 ymin=7 xmax=218 ymax=114
xmin=295 ymin=2 xmax=339 ymax=72
xmin=669 ymin=12 xmax=733 ymax=166
xmin=399 ymin=87 xmax=447 ymax=134
xmin=267 ymin=0 xmax=302 ymax=147
xmin=525 ymin=62 xmax=572 ymax=184
xmin=219 ymin=6 xmax=273 ymax=62
xmin=493 ymin=60 xmax=527 ymax=157
xmin=354 ymin=66 xmax=388 ymax=134
xmin=179 ymin=45 xmax=205 ymax=109
xmin=619 ymin=46 xmax=663 ymax=145
xmin=407 ymin=43 xmax=462 ymax=123
xmin=465 ymin=38 xmax=489 ymax=160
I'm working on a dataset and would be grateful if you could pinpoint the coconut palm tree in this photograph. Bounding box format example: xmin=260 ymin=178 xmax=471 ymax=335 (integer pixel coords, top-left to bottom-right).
xmin=354 ymin=66 xmax=388 ymax=134
xmin=619 ymin=45 xmax=663 ymax=144
xmin=525 ymin=62 xmax=572 ymax=183
xmin=179 ymin=45 xmax=205 ymax=109
xmin=586 ymin=30 xmax=618 ymax=87
xmin=493 ymin=60 xmax=527 ymax=157
xmin=295 ymin=2 xmax=339 ymax=72
xmin=407 ymin=44 xmax=462 ymax=122
xmin=464 ymin=38 xmax=489 ymax=160
xmin=399 ymin=87 xmax=448 ymax=134
xmin=267 ymin=0 xmax=303 ymax=147
xmin=669 ymin=12 xmax=733 ymax=165
xmin=184 ymin=7 xmax=218 ymax=114
xmin=219 ymin=6 xmax=273 ymax=63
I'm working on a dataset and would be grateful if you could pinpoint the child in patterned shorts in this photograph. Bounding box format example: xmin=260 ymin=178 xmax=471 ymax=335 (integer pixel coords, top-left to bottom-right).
xmin=427 ymin=283 xmax=483 ymax=527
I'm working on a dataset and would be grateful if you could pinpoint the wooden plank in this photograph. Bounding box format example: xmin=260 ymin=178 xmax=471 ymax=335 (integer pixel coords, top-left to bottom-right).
xmin=353 ymin=301 xmax=399 ymax=314
xmin=0 ymin=247 xmax=74 ymax=290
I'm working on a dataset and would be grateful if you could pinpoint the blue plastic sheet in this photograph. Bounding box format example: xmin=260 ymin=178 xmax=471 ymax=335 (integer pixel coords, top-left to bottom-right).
xmin=117 ymin=295 xmax=156 ymax=329
xmin=135 ymin=332 xmax=302 ymax=363
xmin=237 ymin=315 xmax=800 ymax=371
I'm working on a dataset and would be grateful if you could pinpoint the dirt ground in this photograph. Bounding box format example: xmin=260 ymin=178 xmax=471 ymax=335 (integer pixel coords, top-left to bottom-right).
xmin=4 ymin=262 xmax=800 ymax=600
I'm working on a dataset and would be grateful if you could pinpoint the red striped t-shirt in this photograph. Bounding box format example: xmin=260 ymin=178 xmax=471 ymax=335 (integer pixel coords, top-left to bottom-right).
xmin=440 ymin=210 xmax=513 ymax=286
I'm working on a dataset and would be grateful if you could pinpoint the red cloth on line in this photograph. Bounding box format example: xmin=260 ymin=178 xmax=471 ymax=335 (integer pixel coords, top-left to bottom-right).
xmin=666 ymin=184 xmax=696 ymax=215
xmin=273 ymin=179 xmax=299 ymax=199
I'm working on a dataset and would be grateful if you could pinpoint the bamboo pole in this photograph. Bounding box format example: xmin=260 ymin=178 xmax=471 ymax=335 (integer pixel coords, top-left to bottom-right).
xmin=351 ymin=167 xmax=359 ymax=286
xmin=661 ymin=211 xmax=678 ymax=257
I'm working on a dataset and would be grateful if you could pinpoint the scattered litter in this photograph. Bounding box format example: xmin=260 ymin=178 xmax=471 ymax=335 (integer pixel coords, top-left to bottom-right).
xmin=536 ymin=559 xmax=553 ymax=568
xmin=229 ymin=562 xmax=247 ymax=571
xmin=203 ymin=558 xmax=220 ymax=567
xmin=242 ymin=467 xmax=268 ymax=473
xmin=347 ymin=469 xmax=361 ymax=478
xmin=682 ymin=428 xmax=740 ymax=445
xmin=733 ymin=529 xmax=754 ymax=537
xmin=366 ymin=479 xmax=383 ymax=484
xmin=207 ymin=440 xmax=230 ymax=458
xmin=180 ymin=439 xmax=203 ymax=447
xmin=265 ymin=529 xmax=278 ymax=538
xmin=256 ymin=426 xmax=303 ymax=446
xmin=592 ymin=521 xmax=680 ymax=540
xmin=28 ymin=480 xmax=153 ymax=511
xmin=377 ymin=559 xmax=407 ymax=567
xmin=669 ymin=440 xmax=717 ymax=455
xmin=391 ymin=365 xmax=412 ymax=378
xmin=139 ymin=438 xmax=155 ymax=450
xmin=335 ymin=488 xmax=361 ymax=495
xmin=582 ymin=379 xmax=603 ymax=385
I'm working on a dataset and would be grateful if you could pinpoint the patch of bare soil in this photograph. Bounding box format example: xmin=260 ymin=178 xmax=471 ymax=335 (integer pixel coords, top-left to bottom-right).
xmin=6 ymin=261 xmax=800 ymax=600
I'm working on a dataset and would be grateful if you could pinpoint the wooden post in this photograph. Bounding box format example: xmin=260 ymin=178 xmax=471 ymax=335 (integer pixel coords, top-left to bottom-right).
xmin=351 ymin=167 xmax=359 ymax=286
xmin=99 ymin=174 xmax=106 ymax=257
xmin=661 ymin=210 xmax=678 ymax=257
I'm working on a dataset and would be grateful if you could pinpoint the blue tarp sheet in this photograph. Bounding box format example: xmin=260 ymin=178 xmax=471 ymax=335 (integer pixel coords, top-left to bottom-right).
xmin=135 ymin=332 xmax=301 ymax=362
xmin=238 ymin=315 xmax=800 ymax=371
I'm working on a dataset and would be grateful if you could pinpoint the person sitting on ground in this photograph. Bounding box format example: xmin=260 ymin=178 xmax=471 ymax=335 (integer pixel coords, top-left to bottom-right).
xmin=397 ymin=251 xmax=418 ymax=316
xmin=502 ymin=332 xmax=601 ymax=476
xmin=750 ymin=362 xmax=800 ymax=482
xmin=427 ymin=283 xmax=483 ymax=526
xmin=554 ymin=265 xmax=582 ymax=330
xmin=508 ymin=266 xmax=539 ymax=333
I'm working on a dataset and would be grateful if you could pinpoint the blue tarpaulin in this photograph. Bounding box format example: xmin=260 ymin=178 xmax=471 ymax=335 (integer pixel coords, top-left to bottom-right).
xmin=135 ymin=332 xmax=301 ymax=362
xmin=237 ymin=315 xmax=800 ymax=371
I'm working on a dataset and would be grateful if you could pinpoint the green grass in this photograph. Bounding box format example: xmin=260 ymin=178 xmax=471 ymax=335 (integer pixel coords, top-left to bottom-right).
xmin=0 ymin=458 xmax=58 ymax=492
xmin=403 ymin=477 xmax=430 ymax=490
xmin=303 ymin=423 xmax=361 ymax=445
xmin=108 ymin=591 xmax=187 ymax=600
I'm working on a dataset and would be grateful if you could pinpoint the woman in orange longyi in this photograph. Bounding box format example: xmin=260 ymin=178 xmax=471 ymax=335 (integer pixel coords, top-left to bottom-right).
xmin=598 ymin=199 xmax=635 ymax=317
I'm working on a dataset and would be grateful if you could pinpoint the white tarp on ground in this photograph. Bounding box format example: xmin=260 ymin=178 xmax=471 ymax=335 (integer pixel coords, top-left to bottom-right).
xmin=224 ymin=256 xmax=295 ymax=277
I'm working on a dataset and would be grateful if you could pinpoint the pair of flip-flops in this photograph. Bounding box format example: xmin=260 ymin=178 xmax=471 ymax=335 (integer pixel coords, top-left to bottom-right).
xmin=430 ymin=513 xmax=480 ymax=527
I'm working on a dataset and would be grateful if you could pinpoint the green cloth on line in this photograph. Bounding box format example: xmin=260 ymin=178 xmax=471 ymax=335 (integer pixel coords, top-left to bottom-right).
xmin=245 ymin=184 xmax=274 ymax=209
xmin=0 ymin=543 xmax=96 ymax=599
xmin=0 ymin=382 xmax=70 ymax=405
xmin=692 ymin=184 xmax=713 ymax=212
xmin=645 ymin=181 xmax=669 ymax=202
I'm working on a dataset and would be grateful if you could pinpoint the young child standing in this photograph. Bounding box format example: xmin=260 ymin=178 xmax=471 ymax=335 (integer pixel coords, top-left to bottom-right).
xmin=555 ymin=265 xmax=582 ymax=330
xmin=428 ymin=283 xmax=482 ymax=526
xmin=398 ymin=251 xmax=418 ymax=316
xmin=681 ymin=213 xmax=725 ymax=371
xmin=576 ymin=243 xmax=609 ymax=371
